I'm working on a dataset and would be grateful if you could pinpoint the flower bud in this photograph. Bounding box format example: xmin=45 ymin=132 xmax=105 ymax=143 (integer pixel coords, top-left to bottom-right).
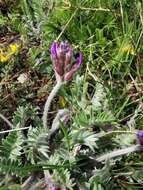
xmin=50 ymin=41 xmax=83 ymax=82
xmin=136 ymin=130 xmax=143 ymax=145
xmin=64 ymin=52 xmax=83 ymax=81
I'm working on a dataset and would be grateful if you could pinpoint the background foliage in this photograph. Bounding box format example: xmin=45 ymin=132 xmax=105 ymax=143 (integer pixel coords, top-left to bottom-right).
xmin=0 ymin=0 xmax=143 ymax=189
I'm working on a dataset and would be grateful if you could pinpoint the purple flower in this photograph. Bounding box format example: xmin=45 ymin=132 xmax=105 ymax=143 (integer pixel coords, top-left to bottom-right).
xmin=50 ymin=184 xmax=58 ymax=190
xmin=50 ymin=41 xmax=83 ymax=81
xmin=136 ymin=130 xmax=143 ymax=145
xmin=64 ymin=52 xmax=83 ymax=81
xmin=50 ymin=42 xmax=58 ymax=58
xmin=45 ymin=174 xmax=58 ymax=190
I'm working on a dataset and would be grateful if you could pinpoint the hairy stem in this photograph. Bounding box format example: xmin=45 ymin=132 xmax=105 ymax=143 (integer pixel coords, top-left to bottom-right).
xmin=43 ymin=80 xmax=64 ymax=187
xmin=95 ymin=145 xmax=143 ymax=162
xmin=42 ymin=81 xmax=63 ymax=129
xmin=50 ymin=109 xmax=70 ymax=135
xmin=0 ymin=126 xmax=30 ymax=134
xmin=21 ymin=175 xmax=35 ymax=190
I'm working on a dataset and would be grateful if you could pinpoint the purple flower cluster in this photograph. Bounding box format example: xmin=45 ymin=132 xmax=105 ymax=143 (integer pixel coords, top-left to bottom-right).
xmin=136 ymin=130 xmax=143 ymax=145
xmin=50 ymin=41 xmax=83 ymax=81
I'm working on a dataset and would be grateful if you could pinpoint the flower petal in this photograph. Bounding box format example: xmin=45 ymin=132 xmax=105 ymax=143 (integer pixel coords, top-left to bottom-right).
xmin=76 ymin=52 xmax=83 ymax=68
xmin=137 ymin=130 xmax=143 ymax=145
xmin=65 ymin=47 xmax=72 ymax=70
xmin=50 ymin=42 xmax=58 ymax=58
xmin=64 ymin=52 xmax=83 ymax=81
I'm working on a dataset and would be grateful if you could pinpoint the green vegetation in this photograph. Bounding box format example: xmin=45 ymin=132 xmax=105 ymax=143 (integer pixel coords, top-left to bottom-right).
xmin=0 ymin=0 xmax=143 ymax=189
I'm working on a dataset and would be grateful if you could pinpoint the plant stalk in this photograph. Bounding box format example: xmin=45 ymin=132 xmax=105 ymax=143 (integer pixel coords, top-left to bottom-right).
xmin=0 ymin=113 xmax=13 ymax=128
xmin=42 ymin=81 xmax=63 ymax=129
xmin=95 ymin=145 xmax=143 ymax=162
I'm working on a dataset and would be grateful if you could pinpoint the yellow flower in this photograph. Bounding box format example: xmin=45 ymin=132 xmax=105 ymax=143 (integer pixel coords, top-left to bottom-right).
xmin=0 ymin=47 xmax=10 ymax=62
xmin=0 ymin=43 xmax=20 ymax=62
xmin=121 ymin=45 xmax=135 ymax=55
xmin=9 ymin=43 xmax=20 ymax=54
xmin=0 ymin=54 xmax=10 ymax=62
xmin=0 ymin=42 xmax=21 ymax=63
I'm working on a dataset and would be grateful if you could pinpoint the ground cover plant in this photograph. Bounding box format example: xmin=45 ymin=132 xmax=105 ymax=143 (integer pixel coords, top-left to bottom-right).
xmin=0 ymin=0 xmax=143 ymax=189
